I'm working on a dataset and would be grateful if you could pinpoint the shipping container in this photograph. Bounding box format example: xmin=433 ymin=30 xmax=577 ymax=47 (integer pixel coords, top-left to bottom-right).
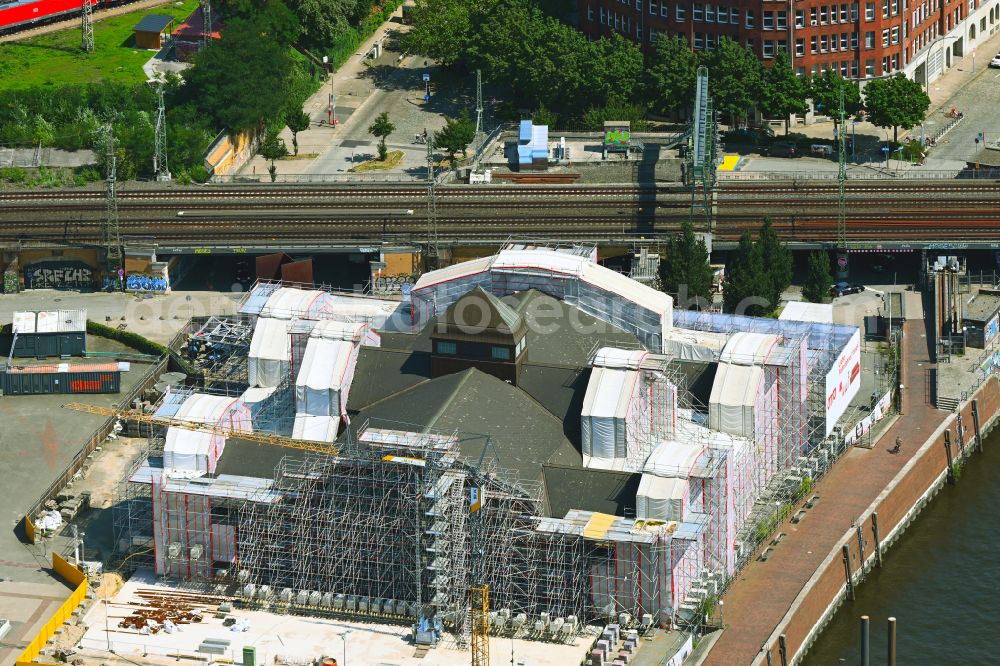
xmin=1 ymin=310 xmax=87 ymax=358
xmin=0 ymin=362 xmax=124 ymax=395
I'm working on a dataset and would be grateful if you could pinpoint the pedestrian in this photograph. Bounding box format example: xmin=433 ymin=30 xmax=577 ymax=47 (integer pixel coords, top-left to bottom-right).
xmin=890 ymin=436 xmax=902 ymax=454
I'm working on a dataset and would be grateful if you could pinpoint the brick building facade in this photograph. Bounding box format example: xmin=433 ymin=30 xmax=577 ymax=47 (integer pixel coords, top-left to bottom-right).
xmin=579 ymin=0 xmax=1000 ymax=83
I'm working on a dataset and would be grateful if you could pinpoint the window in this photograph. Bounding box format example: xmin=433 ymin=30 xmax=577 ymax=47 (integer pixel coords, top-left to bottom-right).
xmin=777 ymin=10 xmax=787 ymax=28
xmin=778 ymin=39 xmax=788 ymax=51
xmin=892 ymin=54 xmax=899 ymax=70
xmin=882 ymin=28 xmax=889 ymax=46
xmin=662 ymin=4 xmax=670 ymax=17
xmin=851 ymin=2 xmax=859 ymax=20
xmin=588 ymin=5 xmax=595 ymax=21
xmin=694 ymin=31 xmax=705 ymax=48
xmin=865 ymin=58 xmax=875 ymax=76
xmin=718 ymin=6 xmax=728 ymax=22
xmin=810 ymin=7 xmax=818 ymax=23
xmin=636 ymin=24 xmax=642 ymax=39
xmin=706 ymin=32 xmax=717 ymax=48
xmin=841 ymin=32 xmax=849 ymax=48
xmin=865 ymin=30 xmax=875 ymax=47
xmin=730 ymin=8 xmax=739 ymax=22
xmin=491 ymin=346 xmax=511 ymax=361
xmin=636 ymin=0 xmax=642 ymax=10
xmin=841 ymin=3 xmax=849 ymax=20
xmin=821 ymin=34 xmax=830 ymax=50
xmin=821 ymin=5 xmax=829 ymax=22
xmin=851 ymin=60 xmax=859 ymax=77
xmin=649 ymin=26 xmax=657 ymax=41
xmin=600 ymin=6 xmax=606 ymax=23
xmin=865 ymin=1 xmax=875 ymax=19
xmin=882 ymin=56 xmax=889 ymax=72
xmin=882 ymin=0 xmax=889 ymax=16
xmin=891 ymin=0 xmax=898 ymax=13
xmin=746 ymin=38 xmax=755 ymax=50
xmin=745 ymin=9 xmax=755 ymax=26
xmin=891 ymin=25 xmax=899 ymax=42
xmin=706 ymin=3 xmax=715 ymax=21
xmin=796 ymin=37 xmax=805 ymax=54
xmin=851 ymin=31 xmax=858 ymax=48
xmin=437 ymin=341 xmax=457 ymax=355
xmin=764 ymin=10 xmax=774 ymax=27
xmin=796 ymin=66 xmax=806 ymax=76
xmin=693 ymin=3 xmax=703 ymax=20
xmin=830 ymin=33 xmax=838 ymax=50
xmin=675 ymin=3 xmax=684 ymax=19
xmin=795 ymin=9 xmax=805 ymax=26
xmin=763 ymin=40 xmax=775 ymax=56
xmin=650 ymin=1 xmax=657 ymax=14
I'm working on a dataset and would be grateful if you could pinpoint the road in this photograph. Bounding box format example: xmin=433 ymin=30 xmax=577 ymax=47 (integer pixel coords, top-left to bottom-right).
xmin=920 ymin=60 xmax=1000 ymax=162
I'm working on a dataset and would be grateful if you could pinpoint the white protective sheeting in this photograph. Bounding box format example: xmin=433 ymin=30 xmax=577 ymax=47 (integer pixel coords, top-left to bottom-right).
xmin=292 ymin=414 xmax=339 ymax=442
xmin=259 ymin=287 xmax=331 ymax=320
xmin=636 ymin=474 xmax=688 ymax=522
xmin=661 ymin=328 xmax=729 ymax=363
xmin=412 ymin=256 xmax=492 ymax=291
xmin=248 ymin=317 xmax=291 ymax=387
xmin=593 ymin=347 xmax=647 ymax=369
xmin=780 ymin=300 xmax=834 ymax=324
xmin=12 ymin=311 xmax=36 ymax=333
xmin=163 ymin=393 xmax=251 ymax=475
xmin=642 ymin=440 xmax=704 ymax=478
xmin=581 ymin=365 xmax=635 ymax=460
xmin=325 ymin=295 xmax=398 ymax=332
xmin=709 ymin=333 xmax=778 ymax=437
xmin=294 ymin=321 xmax=364 ymax=420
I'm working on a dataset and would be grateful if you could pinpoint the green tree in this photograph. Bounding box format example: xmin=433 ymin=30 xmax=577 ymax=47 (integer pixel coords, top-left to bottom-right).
xmin=181 ymin=15 xmax=296 ymax=134
xmin=758 ymin=217 xmax=793 ymax=305
xmin=434 ymin=110 xmax=476 ymax=165
xmin=645 ymin=34 xmax=697 ymax=117
xmin=581 ymin=103 xmax=651 ymax=131
xmin=809 ymin=69 xmax=862 ymax=136
xmin=701 ymin=37 xmax=764 ymax=127
xmin=258 ymin=127 xmax=288 ymax=181
xmin=659 ymin=221 xmax=714 ymax=309
xmin=402 ymin=0 xmax=478 ymax=66
xmin=802 ymin=251 xmax=832 ymax=303
xmin=285 ymin=107 xmax=311 ymax=156
xmin=761 ymin=50 xmax=808 ymax=135
xmin=367 ymin=111 xmax=395 ymax=161
xmin=287 ymin=0 xmax=367 ymax=50
xmin=533 ymin=104 xmax=558 ymax=128
xmin=32 ymin=115 xmax=55 ymax=148
xmin=862 ymin=73 xmax=930 ymax=144
xmin=723 ymin=230 xmax=771 ymax=316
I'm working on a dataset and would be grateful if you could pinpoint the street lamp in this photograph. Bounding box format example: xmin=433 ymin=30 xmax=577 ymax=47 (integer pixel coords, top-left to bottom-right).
xmin=337 ymin=630 xmax=350 ymax=665
xmin=921 ymin=36 xmax=960 ymax=91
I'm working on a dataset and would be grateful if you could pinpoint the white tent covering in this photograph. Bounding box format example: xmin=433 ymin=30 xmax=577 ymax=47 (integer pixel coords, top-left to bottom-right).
xmin=412 ymin=245 xmax=673 ymax=351
xmin=163 ymin=393 xmax=251 ymax=475
xmin=581 ymin=364 xmax=635 ymax=462
xmin=709 ymin=333 xmax=778 ymax=437
xmin=661 ymin=328 xmax=729 ymax=363
xmin=326 ymin=294 xmax=400 ymax=332
xmin=292 ymin=414 xmax=339 ymax=442
xmin=636 ymin=474 xmax=689 ymax=522
xmin=294 ymin=321 xmax=366 ymax=422
xmin=642 ymin=440 xmax=704 ymax=478
xmin=248 ymin=317 xmax=291 ymax=387
xmin=259 ymin=287 xmax=333 ymax=320
xmin=780 ymin=300 xmax=834 ymax=324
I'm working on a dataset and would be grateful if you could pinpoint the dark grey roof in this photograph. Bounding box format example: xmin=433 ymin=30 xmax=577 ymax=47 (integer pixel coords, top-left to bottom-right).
xmin=519 ymin=364 xmax=589 ymax=443
xmin=215 ymin=437 xmax=304 ymax=479
xmin=542 ymin=465 xmax=640 ymax=519
xmin=965 ymin=289 xmax=1000 ymax=323
xmin=134 ymin=14 xmax=174 ymax=32
xmin=349 ymin=368 xmax=580 ymax=490
xmin=442 ymin=286 xmax=525 ymax=336
xmin=347 ymin=348 xmax=430 ymax=411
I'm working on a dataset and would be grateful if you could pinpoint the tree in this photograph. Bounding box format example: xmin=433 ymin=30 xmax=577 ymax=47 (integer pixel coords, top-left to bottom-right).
xmin=285 ymin=107 xmax=311 ymax=156
xmin=659 ymin=221 xmax=714 ymax=309
xmin=533 ymin=104 xmax=558 ymax=128
xmin=367 ymin=112 xmax=395 ymax=161
xmin=809 ymin=69 xmax=861 ymax=136
xmin=723 ymin=230 xmax=771 ymax=316
xmin=286 ymin=0 xmax=367 ymax=50
xmin=761 ymin=50 xmax=808 ymax=135
xmin=434 ymin=110 xmax=476 ymax=165
xmin=802 ymin=251 xmax=832 ymax=303
xmin=700 ymin=37 xmax=764 ymax=127
xmin=402 ymin=0 xmax=478 ymax=66
xmin=258 ymin=127 xmax=288 ymax=181
xmin=758 ymin=217 xmax=793 ymax=305
xmin=645 ymin=34 xmax=698 ymax=117
xmin=863 ymin=73 xmax=930 ymax=144
xmin=181 ymin=15 xmax=296 ymax=134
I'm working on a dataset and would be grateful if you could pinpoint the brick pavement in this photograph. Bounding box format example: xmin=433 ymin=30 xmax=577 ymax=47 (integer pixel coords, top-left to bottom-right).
xmin=703 ymin=319 xmax=946 ymax=665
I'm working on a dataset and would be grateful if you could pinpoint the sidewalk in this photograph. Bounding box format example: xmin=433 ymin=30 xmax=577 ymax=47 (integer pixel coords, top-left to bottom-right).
xmin=703 ymin=319 xmax=946 ymax=665
xmin=239 ymin=6 xmax=409 ymax=179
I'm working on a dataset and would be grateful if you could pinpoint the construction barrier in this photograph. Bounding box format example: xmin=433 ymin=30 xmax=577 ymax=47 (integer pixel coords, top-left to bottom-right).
xmin=15 ymin=553 xmax=88 ymax=666
xmin=23 ymin=514 xmax=35 ymax=545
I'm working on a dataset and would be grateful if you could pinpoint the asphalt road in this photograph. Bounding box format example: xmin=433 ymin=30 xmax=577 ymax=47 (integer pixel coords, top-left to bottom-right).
xmin=922 ymin=61 xmax=1000 ymax=161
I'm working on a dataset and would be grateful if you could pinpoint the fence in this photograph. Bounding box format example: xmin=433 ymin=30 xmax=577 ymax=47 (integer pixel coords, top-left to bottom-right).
xmin=719 ymin=167 xmax=1000 ymax=181
xmin=211 ymin=171 xmax=429 ymax=184
xmin=20 ymin=355 xmax=168 ymax=540
xmin=15 ymin=553 xmax=89 ymax=666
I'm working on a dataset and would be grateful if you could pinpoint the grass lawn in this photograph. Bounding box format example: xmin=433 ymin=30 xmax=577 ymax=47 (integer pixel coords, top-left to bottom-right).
xmin=0 ymin=0 xmax=198 ymax=91
xmin=350 ymin=150 xmax=404 ymax=172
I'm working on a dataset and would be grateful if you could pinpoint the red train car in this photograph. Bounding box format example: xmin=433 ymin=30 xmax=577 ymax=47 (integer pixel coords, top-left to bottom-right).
xmin=0 ymin=0 xmax=97 ymax=35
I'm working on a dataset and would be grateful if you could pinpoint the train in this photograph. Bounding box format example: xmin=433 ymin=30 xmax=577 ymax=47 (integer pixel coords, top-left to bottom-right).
xmin=0 ymin=0 xmax=131 ymax=35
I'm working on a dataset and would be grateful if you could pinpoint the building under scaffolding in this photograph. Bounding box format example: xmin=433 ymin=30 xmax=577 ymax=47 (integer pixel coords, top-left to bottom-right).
xmin=113 ymin=244 xmax=861 ymax=643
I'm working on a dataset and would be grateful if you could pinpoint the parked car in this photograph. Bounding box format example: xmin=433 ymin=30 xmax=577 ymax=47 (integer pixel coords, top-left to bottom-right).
xmin=831 ymin=282 xmax=865 ymax=296
xmin=767 ymin=141 xmax=797 ymax=157
xmin=990 ymin=53 xmax=1000 ymax=69
xmin=810 ymin=144 xmax=834 ymax=157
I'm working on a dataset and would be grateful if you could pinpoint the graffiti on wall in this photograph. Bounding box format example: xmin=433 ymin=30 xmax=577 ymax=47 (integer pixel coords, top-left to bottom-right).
xmin=126 ymin=274 xmax=168 ymax=292
xmin=372 ymin=273 xmax=414 ymax=295
xmin=24 ymin=261 xmax=94 ymax=289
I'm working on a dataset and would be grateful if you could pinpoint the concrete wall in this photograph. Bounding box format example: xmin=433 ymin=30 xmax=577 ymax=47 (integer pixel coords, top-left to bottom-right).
xmin=758 ymin=376 xmax=1000 ymax=664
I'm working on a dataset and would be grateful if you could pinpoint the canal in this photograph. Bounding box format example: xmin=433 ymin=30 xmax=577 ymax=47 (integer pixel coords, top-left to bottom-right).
xmin=804 ymin=429 xmax=1000 ymax=664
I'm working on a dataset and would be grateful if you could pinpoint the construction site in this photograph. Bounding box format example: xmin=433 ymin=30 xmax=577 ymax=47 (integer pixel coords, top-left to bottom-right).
xmin=61 ymin=243 xmax=862 ymax=666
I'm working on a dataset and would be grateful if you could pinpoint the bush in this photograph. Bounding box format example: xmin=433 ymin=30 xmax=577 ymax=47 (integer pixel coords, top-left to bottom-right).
xmin=0 ymin=166 xmax=28 ymax=184
xmin=189 ymin=164 xmax=210 ymax=184
xmin=86 ymin=320 xmax=199 ymax=377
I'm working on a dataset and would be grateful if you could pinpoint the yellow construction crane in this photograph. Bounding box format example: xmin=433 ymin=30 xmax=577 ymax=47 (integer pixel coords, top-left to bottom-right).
xmin=61 ymin=402 xmax=339 ymax=456
xmin=470 ymin=584 xmax=489 ymax=666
